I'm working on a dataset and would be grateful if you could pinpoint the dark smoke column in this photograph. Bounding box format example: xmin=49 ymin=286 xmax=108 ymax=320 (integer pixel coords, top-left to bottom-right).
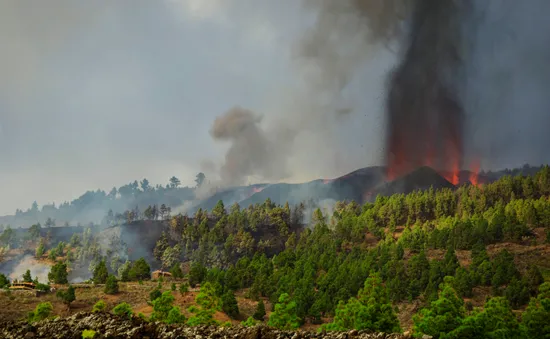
xmin=385 ymin=0 xmax=468 ymax=184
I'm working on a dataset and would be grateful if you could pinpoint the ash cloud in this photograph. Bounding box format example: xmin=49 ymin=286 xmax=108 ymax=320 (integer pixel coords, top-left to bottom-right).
xmin=208 ymin=0 xmax=400 ymax=188
xmin=210 ymin=107 xmax=290 ymax=186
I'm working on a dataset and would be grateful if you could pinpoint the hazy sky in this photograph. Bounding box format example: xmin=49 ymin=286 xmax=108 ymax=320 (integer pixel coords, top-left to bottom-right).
xmin=0 ymin=0 xmax=395 ymax=215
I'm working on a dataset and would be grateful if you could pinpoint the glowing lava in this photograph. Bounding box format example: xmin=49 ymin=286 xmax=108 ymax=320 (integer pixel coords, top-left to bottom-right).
xmin=469 ymin=158 xmax=481 ymax=187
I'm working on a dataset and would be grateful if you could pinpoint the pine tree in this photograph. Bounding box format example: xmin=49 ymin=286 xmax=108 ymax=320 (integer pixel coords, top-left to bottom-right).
xmin=413 ymin=278 xmax=465 ymax=337
xmin=268 ymin=293 xmax=300 ymax=330
xmin=56 ymin=285 xmax=76 ymax=309
xmin=22 ymin=269 xmax=32 ymax=283
xmin=35 ymin=238 xmax=45 ymax=258
xmin=93 ymin=259 xmax=109 ymax=284
xmin=221 ymin=290 xmax=239 ymax=319
xmin=104 ymin=275 xmax=119 ymax=295
xmin=253 ymin=299 xmax=266 ymax=321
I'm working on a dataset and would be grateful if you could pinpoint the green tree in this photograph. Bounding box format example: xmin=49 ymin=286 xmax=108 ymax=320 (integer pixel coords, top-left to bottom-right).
xmin=56 ymin=285 xmax=76 ymax=309
xmin=187 ymin=282 xmax=219 ymax=326
xmin=48 ymin=261 xmax=68 ymax=284
xmin=0 ymin=273 xmax=10 ymax=288
xmin=28 ymin=223 xmax=42 ymax=240
xmin=268 ymin=293 xmax=300 ymax=330
xmin=27 ymin=302 xmax=53 ymax=323
xmin=153 ymin=232 xmax=169 ymax=262
xmin=150 ymin=287 xmax=162 ymax=302
xmin=93 ymin=260 xmax=109 ymax=284
xmin=221 ymin=290 xmax=239 ymax=319
xmin=22 ymin=269 xmax=32 ymax=283
xmin=522 ymin=282 xmax=550 ymax=339
xmin=179 ymin=283 xmax=189 ymax=295
xmin=448 ymin=297 xmax=526 ymax=338
xmin=128 ymin=258 xmax=151 ymax=281
xmin=92 ymin=300 xmax=106 ymax=313
xmin=413 ymin=278 xmax=465 ymax=338
xmin=253 ymin=299 xmax=266 ymax=321
xmin=170 ymin=262 xmax=184 ymax=279
xmin=241 ymin=316 xmax=258 ymax=327
xmin=112 ymin=302 xmax=133 ymax=319
xmin=322 ymin=273 xmax=401 ymax=333
xmin=35 ymin=238 xmax=45 ymax=258
xmin=104 ymin=275 xmax=119 ymax=295
xmin=189 ymin=261 xmax=207 ymax=287
xmin=151 ymin=291 xmax=180 ymax=323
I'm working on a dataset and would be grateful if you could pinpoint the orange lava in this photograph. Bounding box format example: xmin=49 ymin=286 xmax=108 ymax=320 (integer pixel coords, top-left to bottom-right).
xmin=323 ymin=179 xmax=333 ymax=185
xmin=469 ymin=158 xmax=480 ymax=187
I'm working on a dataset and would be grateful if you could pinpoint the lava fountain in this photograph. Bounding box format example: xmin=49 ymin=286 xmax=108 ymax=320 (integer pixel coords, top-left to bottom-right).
xmin=385 ymin=0 xmax=469 ymax=183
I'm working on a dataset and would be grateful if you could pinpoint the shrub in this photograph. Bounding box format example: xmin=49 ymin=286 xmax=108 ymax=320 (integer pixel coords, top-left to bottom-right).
xmin=179 ymin=283 xmax=189 ymax=295
xmin=35 ymin=283 xmax=51 ymax=293
xmin=0 ymin=273 xmax=10 ymax=288
xmin=112 ymin=302 xmax=133 ymax=319
xmin=241 ymin=316 xmax=258 ymax=327
xmin=92 ymin=300 xmax=106 ymax=313
xmin=150 ymin=288 xmax=162 ymax=302
xmin=253 ymin=300 xmax=266 ymax=321
xmin=93 ymin=260 xmax=108 ymax=284
xmin=56 ymin=285 xmax=76 ymax=309
xmin=104 ymin=275 xmax=119 ymax=295
xmin=81 ymin=329 xmax=96 ymax=339
xmin=171 ymin=283 xmax=176 ymax=291
xmin=221 ymin=290 xmax=239 ymax=319
xmin=28 ymin=302 xmax=53 ymax=323
xmin=170 ymin=263 xmax=184 ymax=279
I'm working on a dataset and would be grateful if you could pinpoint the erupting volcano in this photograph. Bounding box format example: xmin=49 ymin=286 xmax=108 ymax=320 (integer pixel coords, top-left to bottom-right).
xmin=384 ymin=0 xmax=470 ymax=185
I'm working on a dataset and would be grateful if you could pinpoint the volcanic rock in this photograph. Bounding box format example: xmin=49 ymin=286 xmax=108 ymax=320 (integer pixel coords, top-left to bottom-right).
xmin=0 ymin=312 xmax=410 ymax=339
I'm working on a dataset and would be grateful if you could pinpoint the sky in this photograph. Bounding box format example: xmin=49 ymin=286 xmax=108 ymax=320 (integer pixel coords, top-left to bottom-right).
xmin=0 ymin=0 xmax=396 ymax=215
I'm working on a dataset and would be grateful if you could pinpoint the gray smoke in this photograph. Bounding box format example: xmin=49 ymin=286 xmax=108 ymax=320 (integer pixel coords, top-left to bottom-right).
xmin=6 ymin=255 xmax=50 ymax=283
xmin=209 ymin=0 xmax=404 ymax=187
xmin=210 ymin=107 xmax=290 ymax=186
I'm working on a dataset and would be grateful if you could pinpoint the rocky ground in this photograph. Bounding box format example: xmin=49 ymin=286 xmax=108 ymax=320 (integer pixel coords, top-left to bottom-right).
xmin=0 ymin=312 xmax=414 ymax=339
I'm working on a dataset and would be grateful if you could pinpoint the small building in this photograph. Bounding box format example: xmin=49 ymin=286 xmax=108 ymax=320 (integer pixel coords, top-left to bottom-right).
xmin=151 ymin=270 xmax=172 ymax=280
xmin=9 ymin=282 xmax=36 ymax=290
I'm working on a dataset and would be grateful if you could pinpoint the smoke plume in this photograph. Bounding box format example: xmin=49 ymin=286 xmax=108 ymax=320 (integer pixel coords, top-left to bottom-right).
xmin=385 ymin=0 xmax=468 ymax=183
xmin=5 ymin=255 xmax=50 ymax=283
xmin=210 ymin=107 xmax=290 ymax=186
xmin=208 ymin=0 xmax=405 ymax=187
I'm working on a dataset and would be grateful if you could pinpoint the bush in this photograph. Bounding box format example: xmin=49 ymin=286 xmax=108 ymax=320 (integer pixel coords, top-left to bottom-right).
xmin=28 ymin=302 xmax=53 ymax=323
xmin=81 ymin=329 xmax=96 ymax=339
xmin=170 ymin=263 xmax=184 ymax=279
xmin=35 ymin=283 xmax=51 ymax=292
xmin=56 ymin=285 xmax=76 ymax=309
xmin=48 ymin=261 xmax=68 ymax=284
xmin=221 ymin=290 xmax=239 ymax=319
xmin=93 ymin=260 xmax=109 ymax=284
xmin=0 ymin=273 xmax=10 ymax=288
xmin=128 ymin=258 xmax=151 ymax=281
xmin=179 ymin=283 xmax=189 ymax=295
xmin=22 ymin=269 xmax=32 ymax=283
xmin=112 ymin=302 xmax=133 ymax=319
xmin=150 ymin=288 xmax=162 ymax=302
xmin=253 ymin=300 xmax=266 ymax=321
xmin=241 ymin=316 xmax=258 ymax=327
xmin=92 ymin=300 xmax=106 ymax=313
xmin=104 ymin=275 xmax=119 ymax=295
xmin=171 ymin=283 xmax=176 ymax=291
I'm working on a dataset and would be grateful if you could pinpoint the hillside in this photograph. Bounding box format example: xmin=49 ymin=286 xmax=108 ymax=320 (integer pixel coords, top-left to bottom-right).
xmin=1 ymin=164 xmax=545 ymax=229
xmin=1 ymin=166 xmax=550 ymax=338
